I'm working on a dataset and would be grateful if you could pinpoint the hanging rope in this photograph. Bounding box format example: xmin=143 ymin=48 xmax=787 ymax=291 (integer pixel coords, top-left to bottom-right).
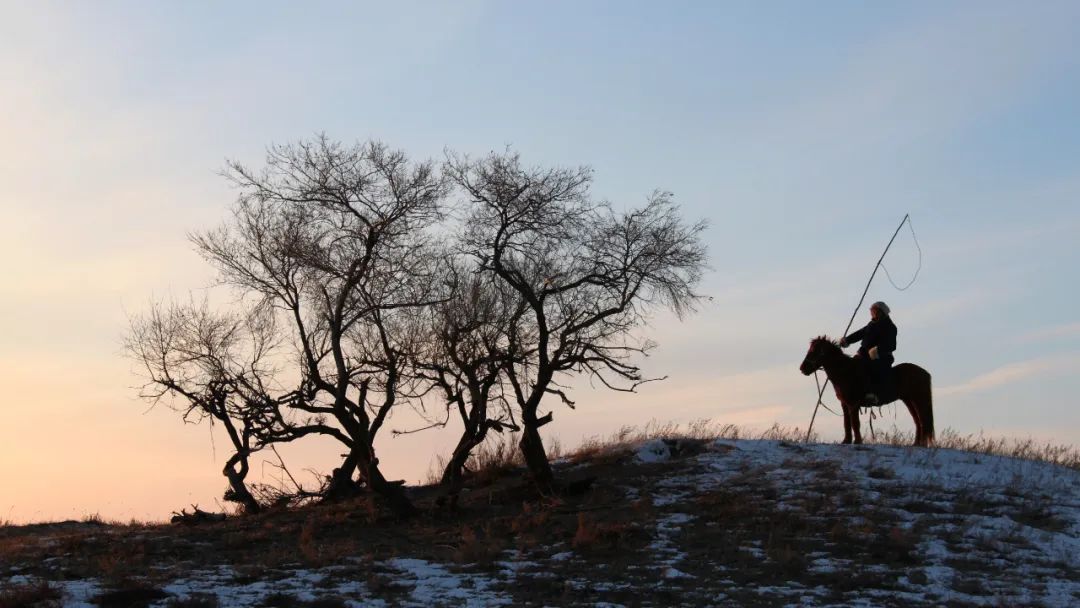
xmin=813 ymin=370 xmax=840 ymax=416
xmin=805 ymin=213 xmax=918 ymax=443
xmin=881 ymin=216 xmax=922 ymax=291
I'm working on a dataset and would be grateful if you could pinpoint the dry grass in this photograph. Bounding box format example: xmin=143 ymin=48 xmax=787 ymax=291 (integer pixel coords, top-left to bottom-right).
xmin=439 ymin=418 xmax=1078 ymax=492
xmin=869 ymin=426 xmax=1080 ymax=469
xmin=426 ymin=435 xmax=529 ymax=486
xmin=426 ymin=420 xmax=820 ymax=486
xmin=0 ymin=580 xmax=61 ymax=608
xmin=571 ymin=513 xmax=631 ymax=551
xmin=427 ymin=417 xmax=1066 ymax=501
xmin=453 ymin=523 xmax=507 ymax=564
xmin=555 ymin=419 xmax=815 ymax=467
xmin=469 ymin=437 xmax=526 ymax=480
xmin=548 ymin=418 xmax=1079 ymax=472
xmin=163 ymin=595 xmax=220 ymax=607
xmin=3 ymin=416 xmax=1077 ymax=606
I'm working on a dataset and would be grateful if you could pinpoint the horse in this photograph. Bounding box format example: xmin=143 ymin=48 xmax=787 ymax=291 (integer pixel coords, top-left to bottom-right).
xmin=800 ymin=336 xmax=934 ymax=447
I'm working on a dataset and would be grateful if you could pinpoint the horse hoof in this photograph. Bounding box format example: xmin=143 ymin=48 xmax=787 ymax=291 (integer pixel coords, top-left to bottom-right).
xmin=841 ymin=438 xmax=852 ymax=445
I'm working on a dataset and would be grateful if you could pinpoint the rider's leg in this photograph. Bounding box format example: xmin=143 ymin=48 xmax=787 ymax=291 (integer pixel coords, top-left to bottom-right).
xmin=861 ymin=357 xmax=879 ymax=404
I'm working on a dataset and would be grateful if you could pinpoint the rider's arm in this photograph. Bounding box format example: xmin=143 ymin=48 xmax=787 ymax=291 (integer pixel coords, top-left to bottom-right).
xmin=842 ymin=325 xmax=866 ymax=347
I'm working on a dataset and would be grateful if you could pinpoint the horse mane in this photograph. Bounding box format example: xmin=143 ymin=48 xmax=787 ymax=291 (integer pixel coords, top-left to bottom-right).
xmin=812 ymin=335 xmax=841 ymax=348
xmin=810 ymin=335 xmax=847 ymax=360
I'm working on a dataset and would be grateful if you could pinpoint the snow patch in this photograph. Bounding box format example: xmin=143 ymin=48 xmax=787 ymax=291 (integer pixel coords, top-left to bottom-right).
xmin=635 ymin=439 xmax=672 ymax=463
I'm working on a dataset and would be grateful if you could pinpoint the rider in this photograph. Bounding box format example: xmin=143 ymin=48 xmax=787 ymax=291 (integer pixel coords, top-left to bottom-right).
xmin=839 ymin=301 xmax=896 ymax=405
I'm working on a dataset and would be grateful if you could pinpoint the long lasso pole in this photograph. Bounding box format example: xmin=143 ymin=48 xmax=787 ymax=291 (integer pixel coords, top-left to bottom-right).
xmin=805 ymin=213 xmax=910 ymax=442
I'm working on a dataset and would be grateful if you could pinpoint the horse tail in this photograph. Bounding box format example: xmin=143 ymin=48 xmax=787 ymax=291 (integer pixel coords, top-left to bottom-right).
xmin=922 ymin=369 xmax=935 ymax=445
xmin=897 ymin=363 xmax=935 ymax=446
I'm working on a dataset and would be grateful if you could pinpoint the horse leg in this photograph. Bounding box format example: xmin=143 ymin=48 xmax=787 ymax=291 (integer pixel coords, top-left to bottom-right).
xmin=841 ymin=402 xmax=853 ymax=444
xmin=902 ymin=398 xmax=923 ymax=446
xmin=850 ymin=404 xmax=863 ymax=445
xmin=922 ymin=380 xmax=935 ymax=446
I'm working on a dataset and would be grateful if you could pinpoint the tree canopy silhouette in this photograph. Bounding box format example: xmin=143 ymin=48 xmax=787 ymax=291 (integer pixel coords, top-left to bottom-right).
xmin=126 ymin=137 xmax=708 ymax=513
xmin=193 ymin=136 xmax=446 ymax=514
xmin=446 ymin=150 xmax=709 ymax=485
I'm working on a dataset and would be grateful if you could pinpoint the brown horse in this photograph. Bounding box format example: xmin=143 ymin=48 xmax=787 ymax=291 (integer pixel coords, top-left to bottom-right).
xmin=800 ymin=336 xmax=934 ymax=446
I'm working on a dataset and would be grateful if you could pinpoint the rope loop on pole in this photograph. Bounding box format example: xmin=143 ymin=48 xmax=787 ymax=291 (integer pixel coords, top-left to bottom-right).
xmin=805 ymin=213 xmax=917 ymax=443
xmin=881 ymin=216 xmax=922 ymax=292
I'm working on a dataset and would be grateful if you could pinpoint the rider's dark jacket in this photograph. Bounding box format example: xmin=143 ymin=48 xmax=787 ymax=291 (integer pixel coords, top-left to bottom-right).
xmin=845 ymin=315 xmax=897 ymax=364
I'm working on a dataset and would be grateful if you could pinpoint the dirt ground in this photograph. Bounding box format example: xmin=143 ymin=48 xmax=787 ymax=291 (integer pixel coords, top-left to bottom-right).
xmin=3 ymin=436 xmax=1079 ymax=607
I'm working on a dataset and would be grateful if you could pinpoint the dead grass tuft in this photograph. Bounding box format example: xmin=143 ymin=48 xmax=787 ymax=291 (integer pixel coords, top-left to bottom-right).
xmin=0 ymin=581 xmax=61 ymax=608
xmin=870 ymin=426 xmax=1080 ymax=469
xmin=563 ymin=418 xmax=1076 ymax=472
xmin=559 ymin=420 xmax=819 ymax=466
xmin=467 ymin=437 xmax=525 ymax=484
xmin=294 ymin=515 xmax=360 ymax=567
xmin=164 ymin=595 xmax=220 ymax=607
xmin=453 ymin=523 xmax=505 ymax=564
xmin=259 ymin=593 xmax=349 ymax=608
xmin=511 ymin=500 xmax=554 ymax=534
xmin=571 ymin=513 xmax=630 ymax=551
xmin=298 ymin=518 xmax=319 ymax=563
xmin=91 ymin=583 xmax=170 ymax=608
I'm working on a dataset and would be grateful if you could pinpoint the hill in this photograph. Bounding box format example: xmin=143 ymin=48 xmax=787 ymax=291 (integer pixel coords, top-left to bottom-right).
xmin=2 ymin=429 xmax=1079 ymax=607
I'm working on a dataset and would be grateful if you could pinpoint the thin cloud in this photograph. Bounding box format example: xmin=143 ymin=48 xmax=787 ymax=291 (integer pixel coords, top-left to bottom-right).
xmin=1017 ymin=323 xmax=1080 ymax=344
xmin=938 ymin=354 xmax=1080 ymax=396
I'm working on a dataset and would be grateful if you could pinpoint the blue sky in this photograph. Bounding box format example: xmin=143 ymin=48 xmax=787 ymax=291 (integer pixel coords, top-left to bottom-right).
xmin=2 ymin=1 xmax=1078 ymax=522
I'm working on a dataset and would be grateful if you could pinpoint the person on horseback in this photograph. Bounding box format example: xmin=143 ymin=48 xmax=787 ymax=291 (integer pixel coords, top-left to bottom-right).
xmin=839 ymin=301 xmax=896 ymax=405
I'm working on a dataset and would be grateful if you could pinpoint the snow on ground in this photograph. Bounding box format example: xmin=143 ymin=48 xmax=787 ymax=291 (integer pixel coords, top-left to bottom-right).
xmin=384 ymin=558 xmax=512 ymax=607
xmin=4 ymin=438 xmax=1079 ymax=606
xmin=635 ymin=438 xmax=673 ymax=463
xmin=651 ymin=512 xmax=695 ymax=580
xmin=685 ymin=439 xmax=1080 ymax=606
xmin=8 ymin=560 xmax=513 ymax=607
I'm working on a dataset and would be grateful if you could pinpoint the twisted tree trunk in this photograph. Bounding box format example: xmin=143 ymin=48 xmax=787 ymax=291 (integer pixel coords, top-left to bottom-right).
xmin=324 ymin=449 xmax=364 ymax=501
xmin=222 ymin=452 xmax=261 ymax=514
xmin=441 ymin=431 xmax=483 ymax=489
xmin=519 ymin=413 xmax=554 ymax=489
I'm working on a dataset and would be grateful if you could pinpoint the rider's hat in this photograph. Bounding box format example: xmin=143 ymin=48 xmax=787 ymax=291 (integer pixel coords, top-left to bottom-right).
xmin=870 ymin=301 xmax=890 ymax=315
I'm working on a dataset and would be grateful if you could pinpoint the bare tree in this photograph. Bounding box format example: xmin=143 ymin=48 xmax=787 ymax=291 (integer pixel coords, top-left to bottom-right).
xmin=188 ymin=135 xmax=448 ymax=516
xmin=124 ymin=299 xmax=284 ymax=514
xmin=128 ymin=137 xmax=705 ymax=514
xmin=446 ymin=150 xmax=709 ymax=486
xmin=413 ymin=261 xmax=523 ymax=495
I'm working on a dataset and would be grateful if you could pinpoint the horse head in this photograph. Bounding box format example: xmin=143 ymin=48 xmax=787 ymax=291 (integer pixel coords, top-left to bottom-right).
xmin=800 ymin=336 xmax=838 ymax=375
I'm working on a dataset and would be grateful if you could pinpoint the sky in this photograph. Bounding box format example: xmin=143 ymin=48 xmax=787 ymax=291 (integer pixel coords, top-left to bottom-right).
xmin=2 ymin=1 xmax=1079 ymax=523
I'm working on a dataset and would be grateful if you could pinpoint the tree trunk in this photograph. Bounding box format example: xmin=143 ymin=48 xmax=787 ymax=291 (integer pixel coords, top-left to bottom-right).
xmin=440 ymin=438 xmax=471 ymax=488
xmin=366 ymin=460 xmax=417 ymax=518
xmin=324 ymin=449 xmax=364 ymax=501
xmin=326 ymin=446 xmax=417 ymax=517
xmin=222 ymin=454 xmax=261 ymax=514
xmin=440 ymin=430 xmax=484 ymax=489
xmin=519 ymin=422 xmax=553 ymax=489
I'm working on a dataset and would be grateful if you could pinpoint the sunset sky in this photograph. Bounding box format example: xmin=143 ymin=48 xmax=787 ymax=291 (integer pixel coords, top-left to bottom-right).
xmin=3 ymin=1 xmax=1079 ymax=523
